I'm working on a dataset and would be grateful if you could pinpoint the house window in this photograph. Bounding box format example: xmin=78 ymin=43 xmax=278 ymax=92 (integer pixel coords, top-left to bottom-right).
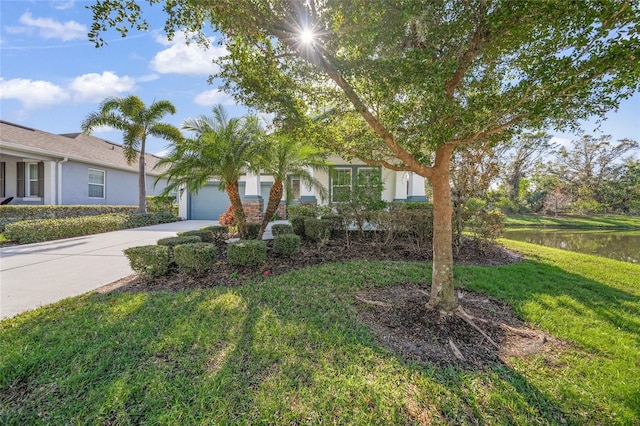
xmin=26 ymin=163 xmax=39 ymax=197
xmin=331 ymin=168 xmax=352 ymax=202
xmin=88 ymin=169 xmax=105 ymax=198
xmin=330 ymin=166 xmax=382 ymax=203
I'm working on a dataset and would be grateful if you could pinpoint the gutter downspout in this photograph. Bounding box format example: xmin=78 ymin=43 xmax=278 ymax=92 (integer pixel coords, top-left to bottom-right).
xmin=57 ymin=157 xmax=68 ymax=205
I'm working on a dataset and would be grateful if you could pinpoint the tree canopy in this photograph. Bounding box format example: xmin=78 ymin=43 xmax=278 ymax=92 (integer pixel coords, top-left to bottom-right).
xmin=81 ymin=95 xmax=181 ymax=213
xmin=89 ymin=0 xmax=640 ymax=312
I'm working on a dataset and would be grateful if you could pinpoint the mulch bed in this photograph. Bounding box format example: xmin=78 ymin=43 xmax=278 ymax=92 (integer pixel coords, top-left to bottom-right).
xmin=99 ymin=233 xmax=567 ymax=369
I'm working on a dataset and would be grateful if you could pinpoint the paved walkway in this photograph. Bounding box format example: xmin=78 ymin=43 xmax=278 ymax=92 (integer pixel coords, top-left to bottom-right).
xmin=0 ymin=220 xmax=217 ymax=320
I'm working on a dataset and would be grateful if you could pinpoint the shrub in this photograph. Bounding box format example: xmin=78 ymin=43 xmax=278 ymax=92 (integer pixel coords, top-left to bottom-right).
xmin=227 ymin=240 xmax=267 ymax=266
xmin=290 ymin=216 xmax=307 ymax=236
xmin=246 ymin=222 xmax=262 ymax=240
xmin=287 ymin=204 xmax=322 ymax=219
xmin=177 ymin=229 xmax=215 ymax=243
xmin=271 ymin=224 xmax=294 ymax=236
xmin=125 ymin=212 xmax=176 ymax=228
xmin=146 ymin=195 xmax=178 ymax=215
xmin=173 ymin=243 xmax=217 ymax=274
xmin=200 ymin=225 xmax=229 ymax=240
xmin=273 ymin=233 xmax=301 ymax=256
xmin=4 ymin=214 xmax=129 ymax=244
xmin=218 ymin=205 xmax=236 ymax=226
xmin=304 ymin=218 xmax=331 ymax=243
xmin=124 ymin=245 xmax=170 ymax=278
xmin=320 ymin=214 xmax=346 ymax=237
xmin=157 ymin=235 xmax=202 ymax=247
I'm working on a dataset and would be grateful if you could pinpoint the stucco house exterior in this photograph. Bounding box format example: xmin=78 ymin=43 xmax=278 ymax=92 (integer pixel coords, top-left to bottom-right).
xmin=180 ymin=155 xmax=429 ymax=220
xmin=0 ymin=120 xmax=169 ymax=206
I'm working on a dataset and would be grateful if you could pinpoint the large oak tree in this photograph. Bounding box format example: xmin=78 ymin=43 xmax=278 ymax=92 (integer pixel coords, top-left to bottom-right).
xmin=90 ymin=0 xmax=640 ymax=313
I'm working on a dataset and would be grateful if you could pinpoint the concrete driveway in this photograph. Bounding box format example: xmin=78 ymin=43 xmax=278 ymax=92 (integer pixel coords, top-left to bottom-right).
xmin=0 ymin=220 xmax=216 ymax=320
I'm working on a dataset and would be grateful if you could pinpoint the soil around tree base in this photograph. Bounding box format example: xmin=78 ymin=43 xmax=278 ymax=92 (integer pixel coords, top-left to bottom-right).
xmin=99 ymin=234 xmax=567 ymax=368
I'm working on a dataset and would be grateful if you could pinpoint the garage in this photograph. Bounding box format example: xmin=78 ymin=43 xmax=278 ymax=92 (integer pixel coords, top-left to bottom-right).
xmin=187 ymin=182 xmax=273 ymax=220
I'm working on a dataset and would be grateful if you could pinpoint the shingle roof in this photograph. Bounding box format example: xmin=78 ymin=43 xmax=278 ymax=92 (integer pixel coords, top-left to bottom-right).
xmin=0 ymin=120 xmax=168 ymax=175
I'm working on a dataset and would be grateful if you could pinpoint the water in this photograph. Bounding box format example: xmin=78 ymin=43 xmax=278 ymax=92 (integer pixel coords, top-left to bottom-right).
xmin=502 ymin=228 xmax=640 ymax=263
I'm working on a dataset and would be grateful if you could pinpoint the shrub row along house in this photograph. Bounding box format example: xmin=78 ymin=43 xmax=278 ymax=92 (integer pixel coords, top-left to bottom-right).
xmin=0 ymin=120 xmax=430 ymax=218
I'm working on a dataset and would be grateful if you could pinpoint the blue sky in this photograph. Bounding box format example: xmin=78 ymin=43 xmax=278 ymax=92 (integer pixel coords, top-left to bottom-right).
xmin=1 ymin=0 xmax=639 ymax=157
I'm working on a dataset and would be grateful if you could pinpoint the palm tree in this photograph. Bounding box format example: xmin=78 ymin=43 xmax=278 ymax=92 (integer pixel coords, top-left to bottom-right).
xmin=256 ymin=134 xmax=328 ymax=238
xmin=156 ymin=105 xmax=263 ymax=238
xmin=81 ymin=95 xmax=182 ymax=213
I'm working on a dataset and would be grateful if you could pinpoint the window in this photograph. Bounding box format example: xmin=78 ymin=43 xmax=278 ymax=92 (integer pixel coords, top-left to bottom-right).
xmin=331 ymin=168 xmax=352 ymax=202
xmin=88 ymin=169 xmax=105 ymax=198
xmin=330 ymin=166 xmax=382 ymax=203
xmin=27 ymin=163 xmax=39 ymax=197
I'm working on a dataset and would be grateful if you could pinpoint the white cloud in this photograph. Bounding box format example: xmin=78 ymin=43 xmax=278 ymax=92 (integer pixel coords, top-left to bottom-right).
xmin=16 ymin=11 xmax=86 ymax=41
xmin=194 ymin=89 xmax=235 ymax=106
xmin=138 ymin=74 xmax=160 ymax=83
xmin=150 ymin=31 xmax=227 ymax=75
xmin=69 ymin=71 xmax=136 ymax=102
xmin=0 ymin=78 xmax=69 ymax=109
xmin=52 ymin=1 xmax=75 ymax=10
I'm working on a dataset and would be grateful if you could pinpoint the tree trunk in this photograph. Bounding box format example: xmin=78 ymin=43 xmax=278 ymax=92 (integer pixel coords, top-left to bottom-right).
xmin=259 ymin=179 xmax=283 ymax=239
xmin=226 ymin=180 xmax=247 ymax=238
xmin=138 ymin=139 xmax=147 ymax=213
xmin=428 ymin=145 xmax=458 ymax=312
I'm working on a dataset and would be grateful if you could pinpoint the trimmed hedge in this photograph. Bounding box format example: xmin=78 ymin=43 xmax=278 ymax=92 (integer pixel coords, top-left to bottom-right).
xmin=246 ymin=222 xmax=262 ymax=240
xmin=3 ymin=212 xmax=178 ymax=244
xmin=320 ymin=214 xmax=346 ymax=236
xmin=271 ymin=224 xmax=294 ymax=236
xmin=123 ymin=245 xmax=170 ymax=278
xmin=5 ymin=214 xmax=129 ymax=244
xmin=304 ymin=218 xmax=332 ymax=242
xmin=157 ymin=235 xmax=202 ymax=247
xmin=273 ymin=233 xmax=301 ymax=256
xmin=199 ymin=225 xmax=229 ymax=240
xmin=177 ymin=229 xmax=215 ymax=243
xmin=227 ymin=240 xmax=267 ymax=266
xmin=173 ymin=243 xmax=217 ymax=274
xmin=0 ymin=205 xmax=137 ymax=230
xmin=290 ymin=216 xmax=307 ymax=237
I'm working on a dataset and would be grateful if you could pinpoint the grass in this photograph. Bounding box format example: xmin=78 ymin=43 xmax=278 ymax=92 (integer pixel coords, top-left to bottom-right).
xmin=504 ymin=213 xmax=640 ymax=229
xmin=1 ymin=245 xmax=639 ymax=424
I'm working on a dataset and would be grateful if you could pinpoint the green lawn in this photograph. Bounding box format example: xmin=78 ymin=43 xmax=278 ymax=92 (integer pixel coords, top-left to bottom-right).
xmin=1 ymin=242 xmax=639 ymax=424
xmin=505 ymin=213 xmax=640 ymax=229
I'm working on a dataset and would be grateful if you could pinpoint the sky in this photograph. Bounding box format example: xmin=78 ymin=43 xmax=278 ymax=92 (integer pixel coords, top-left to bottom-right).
xmin=1 ymin=0 xmax=639 ymax=157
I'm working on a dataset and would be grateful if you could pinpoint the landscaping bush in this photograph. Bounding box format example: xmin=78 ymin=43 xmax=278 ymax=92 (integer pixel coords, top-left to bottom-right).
xmin=246 ymin=222 xmax=262 ymax=240
xmin=290 ymin=216 xmax=307 ymax=236
xmin=177 ymin=229 xmax=215 ymax=243
xmin=218 ymin=205 xmax=236 ymax=226
xmin=4 ymin=214 xmax=130 ymax=244
xmin=273 ymin=233 xmax=301 ymax=256
xmin=123 ymin=245 xmax=170 ymax=278
xmin=227 ymin=240 xmax=267 ymax=266
xmin=271 ymin=223 xmax=294 ymax=236
xmin=173 ymin=243 xmax=217 ymax=274
xmin=200 ymin=225 xmax=229 ymax=240
xmin=146 ymin=195 xmax=178 ymax=215
xmin=287 ymin=204 xmax=329 ymax=219
xmin=320 ymin=214 xmax=346 ymax=237
xmin=304 ymin=218 xmax=332 ymax=243
xmin=157 ymin=235 xmax=202 ymax=247
xmin=125 ymin=212 xmax=176 ymax=228
xmin=0 ymin=205 xmax=137 ymax=231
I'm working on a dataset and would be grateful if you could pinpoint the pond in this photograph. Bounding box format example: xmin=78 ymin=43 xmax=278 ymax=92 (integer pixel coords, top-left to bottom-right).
xmin=502 ymin=228 xmax=640 ymax=264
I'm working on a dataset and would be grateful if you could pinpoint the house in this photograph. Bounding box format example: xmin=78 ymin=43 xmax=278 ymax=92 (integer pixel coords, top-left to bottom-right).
xmin=179 ymin=155 xmax=429 ymax=221
xmin=0 ymin=120 xmax=169 ymax=206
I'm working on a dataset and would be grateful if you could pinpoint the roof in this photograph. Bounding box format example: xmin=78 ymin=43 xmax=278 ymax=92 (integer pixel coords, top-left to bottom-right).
xmin=0 ymin=120 xmax=168 ymax=175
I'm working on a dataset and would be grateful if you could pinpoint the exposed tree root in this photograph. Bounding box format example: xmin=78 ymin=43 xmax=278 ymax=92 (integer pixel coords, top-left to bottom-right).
xmin=455 ymin=306 xmax=500 ymax=349
xmin=354 ymin=295 xmax=393 ymax=308
xmin=448 ymin=339 xmax=466 ymax=361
